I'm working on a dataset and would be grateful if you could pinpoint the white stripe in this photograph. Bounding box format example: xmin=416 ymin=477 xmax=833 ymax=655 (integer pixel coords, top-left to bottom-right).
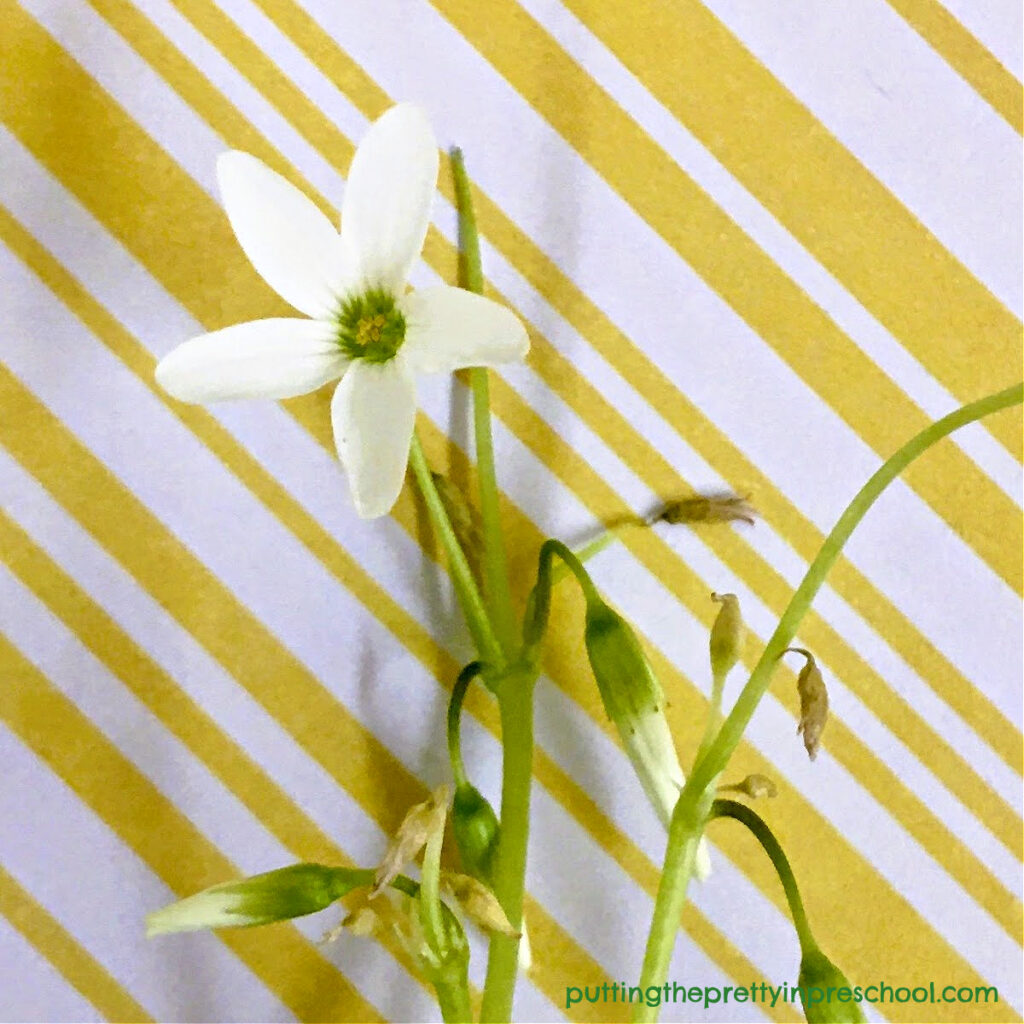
xmin=0 ymin=722 xmax=295 ymax=1023
xmin=0 ymin=908 xmax=105 ymax=1023
xmin=518 ymin=0 xmax=1023 ymax=505
xmin=700 ymin=0 xmax=1023 ymax=316
xmin=23 ymin=0 xmax=1019 ymax=735
xmin=937 ymin=0 xmax=1024 ymax=80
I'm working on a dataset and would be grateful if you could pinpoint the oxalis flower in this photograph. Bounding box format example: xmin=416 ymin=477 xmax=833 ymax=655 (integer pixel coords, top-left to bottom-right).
xmin=156 ymin=104 xmax=529 ymax=518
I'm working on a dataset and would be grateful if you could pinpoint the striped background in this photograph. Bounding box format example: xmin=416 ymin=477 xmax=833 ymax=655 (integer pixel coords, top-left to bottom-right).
xmin=1 ymin=1 xmax=1021 ymax=1021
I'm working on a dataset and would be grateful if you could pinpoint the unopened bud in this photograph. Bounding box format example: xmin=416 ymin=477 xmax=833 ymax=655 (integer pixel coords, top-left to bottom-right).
xmin=658 ymin=493 xmax=755 ymax=527
xmin=585 ymin=598 xmax=711 ymax=879
xmin=785 ymin=648 xmax=829 ymax=761
xmin=709 ymin=593 xmax=744 ymax=681
xmin=146 ymin=863 xmax=360 ymax=937
xmin=452 ymin=783 xmax=500 ymax=881
xmin=374 ymin=785 xmax=450 ymax=895
xmin=797 ymin=947 xmax=866 ymax=1023
xmin=720 ymin=773 xmax=778 ymax=799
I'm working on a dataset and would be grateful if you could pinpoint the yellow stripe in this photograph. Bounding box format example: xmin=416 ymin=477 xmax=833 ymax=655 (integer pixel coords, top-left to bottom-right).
xmin=0 ymin=863 xmax=154 ymax=1023
xmin=82 ymin=0 xmax=1022 ymax=855
xmin=428 ymin=0 xmax=1024 ymax=594
xmin=0 ymin=508 xmax=441 ymax=1001
xmin=236 ymin=0 xmax=1022 ymax=776
xmin=886 ymin=0 xmax=1023 ymax=132
xmin=0 ymin=210 xmax=788 ymax=1024
xmin=4 ymin=4 xmax=1015 ymax=1003
xmin=0 ymin=634 xmax=383 ymax=1023
xmin=529 ymin=0 xmax=1023 ymax=452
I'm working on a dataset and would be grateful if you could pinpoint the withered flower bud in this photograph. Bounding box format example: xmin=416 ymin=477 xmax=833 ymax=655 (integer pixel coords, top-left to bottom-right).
xmin=658 ymin=492 xmax=756 ymax=527
xmin=785 ymin=648 xmax=829 ymax=760
xmin=441 ymin=872 xmax=519 ymax=938
xmin=719 ymin=773 xmax=778 ymax=799
xmin=373 ymin=785 xmax=450 ymax=896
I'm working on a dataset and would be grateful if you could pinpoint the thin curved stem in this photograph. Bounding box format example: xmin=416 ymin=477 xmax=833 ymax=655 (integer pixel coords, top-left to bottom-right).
xmin=710 ymin=799 xmax=814 ymax=953
xmin=447 ymin=661 xmax=483 ymax=788
xmin=631 ymin=383 xmax=1023 ymax=1023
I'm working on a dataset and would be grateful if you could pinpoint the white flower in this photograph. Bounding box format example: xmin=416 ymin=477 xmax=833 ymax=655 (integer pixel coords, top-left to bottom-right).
xmin=155 ymin=104 xmax=529 ymax=518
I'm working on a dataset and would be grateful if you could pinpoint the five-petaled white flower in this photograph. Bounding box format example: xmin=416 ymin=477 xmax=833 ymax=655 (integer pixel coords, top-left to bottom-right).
xmin=156 ymin=104 xmax=529 ymax=518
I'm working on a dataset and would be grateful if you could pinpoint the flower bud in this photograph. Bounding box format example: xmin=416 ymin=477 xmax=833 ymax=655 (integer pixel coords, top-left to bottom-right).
xmin=452 ymin=782 xmax=500 ymax=881
xmin=146 ymin=863 xmax=360 ymax=937
xmin=585 ymin=599 xmax=711 ymax=879
xmin=797 ymin=947 xmax=866 ymax=1023
xmin=785 ymin=648 xmax=829 ymax=760
xmin=658 ymin=493 xmax=755 ymax=526
xmin=720 ymin=773 xmax=778 ymax=799
xmin=709 ymin=592 xmax=744 ymax=681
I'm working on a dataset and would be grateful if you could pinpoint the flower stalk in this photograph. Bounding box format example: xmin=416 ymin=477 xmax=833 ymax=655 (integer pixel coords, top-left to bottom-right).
xmin=631 ymin=382 xmax=1023 ymax=1023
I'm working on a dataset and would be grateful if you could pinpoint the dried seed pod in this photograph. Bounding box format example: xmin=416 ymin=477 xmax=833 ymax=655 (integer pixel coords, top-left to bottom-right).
xmin=785 ymin=648 xmax=829 ymax=760
xmin=658 ymin=492 xmax=756 ymax=527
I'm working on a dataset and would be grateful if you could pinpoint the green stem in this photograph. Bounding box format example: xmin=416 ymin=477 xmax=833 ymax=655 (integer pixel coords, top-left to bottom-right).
xmin=435 ymin=971 xmax=473 ymax=1024
xmin=710 ymin=799 xmax=814 ymax=954
xmin=452 ymin=146 xmax=519 ymax=659
xmin=480 ymin=668 xmax=538 ymax=1023
xmin=694 ymin=671 xmax=726 ymax=766
xmin=632 ymin=383 xmax=1023 ymax=1022
xmin=409 ymin=431 xmax=503 ymax=667
xmin=447 ymin=661 xmax=482 ymax=788
xmin=419 ymin=818 xmax=448 ymax=957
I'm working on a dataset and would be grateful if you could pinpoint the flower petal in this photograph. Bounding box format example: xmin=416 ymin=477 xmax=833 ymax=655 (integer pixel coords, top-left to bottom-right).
xmin=156 ymin=319 xmax=347 ymax=402
xmin=331 ymin=355 xmax=417 ymax=519
xmin=218 ymin=152 xmax=349 ymax=318
xmin=341 ymin=104 xmax=439 ymax=294
xmin=400 ymin=286 xmax=530 ymax=374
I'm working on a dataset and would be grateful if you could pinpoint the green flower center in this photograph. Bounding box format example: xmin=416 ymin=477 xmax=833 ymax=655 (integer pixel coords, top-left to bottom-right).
xmin=335 ymin=289 xmax=406 ymax=363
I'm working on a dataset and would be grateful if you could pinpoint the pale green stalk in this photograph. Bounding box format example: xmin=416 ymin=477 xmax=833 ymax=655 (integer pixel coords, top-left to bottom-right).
xmin=632 ymin=383 xmax=1023 ymax=1023
xmin=408 ymin=433 xmax=503 ymax=668
xmin=452 ymin=147 xmax=519 ymax=659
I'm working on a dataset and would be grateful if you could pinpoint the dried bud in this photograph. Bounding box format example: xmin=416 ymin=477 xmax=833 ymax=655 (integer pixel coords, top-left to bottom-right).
xmin=798 ymin=947 xmax=866 ymax=1023
xmin=146 ymin=863 xmax=361 ymax=937
xmin=452 ymin=783 xmax=500 ymax=882
xmin=373 ymin=785 xmax=450 ymax=895
xmin=785 ymin=648 xmax=829 ymax=760
xmin=441 ymin=872 xmax=519 ymax=938
xmin=658 ymin=493 xmax=755 ymax=527
xmin=585 ymin=598 xmax=711 ymax=879
xmin=720 ymin=773 xmax=778 ymax=799
xmin=709 ymin=592 xmax=744 ymax=681
xmin=341 ymin=887 xmax=468 ymax=975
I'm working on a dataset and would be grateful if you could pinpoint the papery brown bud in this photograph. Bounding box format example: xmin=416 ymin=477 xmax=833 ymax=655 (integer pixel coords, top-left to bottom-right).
xmin=441 ymin=872 xmax=519 ymax=939
xmin=658 ymin=492 xmax=756 ymax=527
xmin=373 ymin=785 xmax=450 ymax=896
xmin=720 ymin=773 xmax=778 ymax=799
xmin=785 ymin=648 xmax=829 ymax=760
